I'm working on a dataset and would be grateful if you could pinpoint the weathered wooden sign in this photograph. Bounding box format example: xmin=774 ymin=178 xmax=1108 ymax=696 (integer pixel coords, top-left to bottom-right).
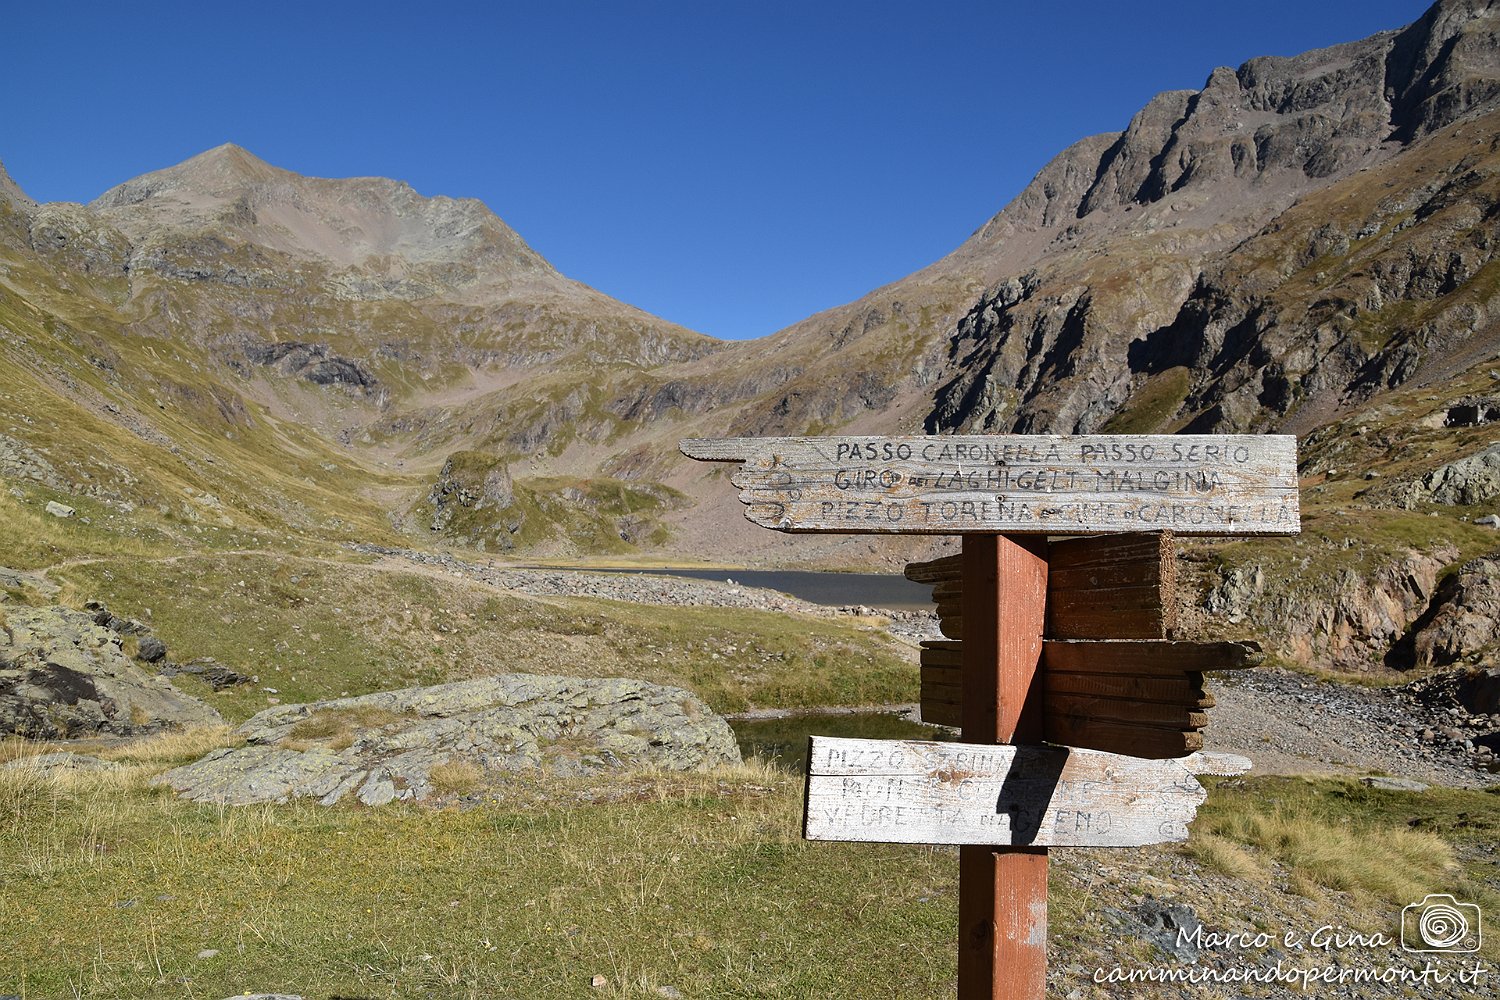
xmin=905 ymin=531 xmax=1259 ymax=757
xmin=681 ymin=435 xmax=1299 ymax=535
xmin=805 ymin=737 xmax=1207 ymax=847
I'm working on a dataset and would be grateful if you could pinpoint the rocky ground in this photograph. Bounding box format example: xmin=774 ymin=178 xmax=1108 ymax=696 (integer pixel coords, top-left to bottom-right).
xmin=1205 ymin=668 xmax=1497 ymax=789
xmin=154 ymin=674 xmax=738 ymax=807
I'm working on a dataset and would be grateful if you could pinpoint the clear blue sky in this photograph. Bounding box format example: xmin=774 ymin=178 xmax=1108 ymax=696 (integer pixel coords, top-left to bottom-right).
xmin=4 ymin=1 xmax=1429 ymax=340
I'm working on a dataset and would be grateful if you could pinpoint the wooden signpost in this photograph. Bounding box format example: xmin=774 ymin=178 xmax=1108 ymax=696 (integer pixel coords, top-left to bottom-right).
xmin=682 ymin=433 xmax=1299 ymax=1000
xmin=805 ymin=737 xmax=1207 ymax=847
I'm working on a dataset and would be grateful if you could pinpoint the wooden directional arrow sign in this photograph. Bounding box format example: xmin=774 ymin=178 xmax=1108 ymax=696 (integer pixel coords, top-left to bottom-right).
xmin=805 ymin=736 xmax=1207 ymax=847
xmin=682 ymin=435 xmax=1299 ymax=535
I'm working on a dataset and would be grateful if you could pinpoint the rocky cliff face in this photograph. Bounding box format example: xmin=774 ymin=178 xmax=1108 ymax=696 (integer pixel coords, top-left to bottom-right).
xmin=927 ymin=0 xmax=1500 ymax=439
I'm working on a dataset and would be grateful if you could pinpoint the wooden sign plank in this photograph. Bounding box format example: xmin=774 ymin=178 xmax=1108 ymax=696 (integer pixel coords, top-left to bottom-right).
xmin=1048 ymin=694 xmax=1209 ymax=729
xmin=920 ymin=638 xmax=1243 ymax=755
xmin=1180 ymin=750 xmax=1253 ymax=776
xmin=682 ymin=435 xmax=1300 ymax=536
xmin=912 ymin=533 xmax=1180 ymax=642
xmin=905 ymin=554 xmax=962 ymax=584
xmin=1041 ymin=716 xmax=1204 ymax=758
xmin=923 ymin=639 xmax=1257 ymax=675
xmin=804 ymin=736 xmax=1207 ymax=847
xmin=1044 ymin=639 xmax=1263 ymax=674
xmin=1044 ymin=671 xmax=1208 ymax=704
xmin=921 ymin=697 xmax=962 ymax=727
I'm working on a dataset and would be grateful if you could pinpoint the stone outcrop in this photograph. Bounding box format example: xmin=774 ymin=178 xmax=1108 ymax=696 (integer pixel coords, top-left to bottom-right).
xmin=244 ymin=341 xmax=377 ymax=390
xmin=0 ymin=433 xmax=65 ymax=490
xmin=154 ymin=674 xmax=739 ymax=806
xmin=1 ymin=751 xmax=119 ymax=774
xmin=27 ymin=202 xmax=132 ymax=277
xmin=1203 ymin=548 xmax=1455 ymax=671
xmin=1391 ymin=553 xmax=1500 ymax=669
xmin=0 ymin=606 xmax=221 ymax=738
xmin=424 ymin=451 xmax=524 ymax=549
xmin=1418 ymin=444 xmax=1500 ymax=505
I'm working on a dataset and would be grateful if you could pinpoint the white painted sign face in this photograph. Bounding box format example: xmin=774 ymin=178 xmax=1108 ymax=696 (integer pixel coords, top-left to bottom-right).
xmin=681 ymin=435 xmax=1300 ymax=535
xmin=804 ymin=737 xmax=1207 ymax=847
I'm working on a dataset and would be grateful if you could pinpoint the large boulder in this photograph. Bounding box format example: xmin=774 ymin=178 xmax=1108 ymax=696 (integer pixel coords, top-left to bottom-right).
xmin=154 ymin=674 xmax=740 ymax=806
xmin=1419 ymin=444 xmax=1500 ymax=506
xmin=0 ymin=606 xmax=221 ymax=738
xmin=1393 ymin=553 xmax=1500 ymax=669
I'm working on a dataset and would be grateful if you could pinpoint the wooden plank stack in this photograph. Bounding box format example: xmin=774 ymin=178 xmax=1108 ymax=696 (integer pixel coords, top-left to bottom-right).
xmin=907 ymin=532 xmax=1262 ymax=757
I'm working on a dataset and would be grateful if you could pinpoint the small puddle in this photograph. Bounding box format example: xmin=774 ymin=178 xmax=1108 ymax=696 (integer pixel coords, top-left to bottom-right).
xmin=731 ymin=710 xmax=957 ymax=774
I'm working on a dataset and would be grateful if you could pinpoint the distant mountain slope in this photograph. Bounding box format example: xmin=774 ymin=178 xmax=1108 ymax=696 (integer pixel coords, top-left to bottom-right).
xmin=3 ymin=1 xmax=1500 ymax=670
xmin=91 ymin=143 xmax=568 ymax=301
xmin=643 ymin=0 xmax=1500 ymax=447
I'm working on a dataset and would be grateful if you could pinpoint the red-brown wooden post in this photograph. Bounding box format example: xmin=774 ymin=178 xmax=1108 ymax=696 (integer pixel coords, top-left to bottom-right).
xmin=959 ymin=534 xmax=1049 ymax=1000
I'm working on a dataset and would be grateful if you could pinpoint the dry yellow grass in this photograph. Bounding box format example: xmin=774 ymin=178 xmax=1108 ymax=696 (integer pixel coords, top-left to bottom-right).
xmin=1212 ymin=806 xmax=1457 ymax=904
xmin=429 ymin=758 xmax=485 ymax=794
xmin=1183 ymin=832 xmax=1268 ymax=882
xmin=97 ymin=724 xmax=240 ymax=764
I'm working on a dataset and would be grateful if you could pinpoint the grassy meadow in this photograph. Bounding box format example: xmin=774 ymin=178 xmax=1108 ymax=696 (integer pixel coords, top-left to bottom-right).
xmin=2 ymin=741 xmax=1498 ymax=999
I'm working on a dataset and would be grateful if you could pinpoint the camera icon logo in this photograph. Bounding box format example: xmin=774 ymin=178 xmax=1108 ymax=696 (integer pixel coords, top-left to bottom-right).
xmin=1401 ymin=894 xmax=1482 ymax=953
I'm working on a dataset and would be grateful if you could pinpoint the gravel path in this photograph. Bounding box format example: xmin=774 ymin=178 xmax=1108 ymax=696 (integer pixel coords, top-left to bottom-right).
xmin=1204 ymin=668 xmax=1492 ymax=788
xmin=352 ymin=543 xmax=836 ymax=614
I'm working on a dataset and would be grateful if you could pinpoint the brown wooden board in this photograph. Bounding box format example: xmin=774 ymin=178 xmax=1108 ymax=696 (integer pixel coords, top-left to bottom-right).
xmin=805 ymin=736 xmax=1207 ymax=846
xmin=925 ymin=639 xmax=1257 ymax=674
xmin=905 ymin=554 xmax=962 ymax=584
xmin=915 ymin=533 xmax=1181 ymax=641
xmin=921 ymin=698 xmax=962 ymax=727
xmin=1044 ymin=640 xmax=1263 ymax=674
xmin=1040 ymin=717 xmax=1205 ymax=758
xmin=681 ymin=435 xmax=1300 ymax=536
xmin=1048 ymin=693 xmax=1209 ymax=729
xmin=920 ymin=677 xmax=1216 ymax=716
xmin=1045 ymin=670 xmax=1208 ymax=704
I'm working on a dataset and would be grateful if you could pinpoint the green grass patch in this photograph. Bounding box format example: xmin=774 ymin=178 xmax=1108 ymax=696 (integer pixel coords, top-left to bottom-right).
xmin=1102 ymin=366 xmax=1192 ymax=434
xmin=52 ymin=554 xmax=919 ymax=721
xmin=0 ymin=766 xmax=958 ymax=999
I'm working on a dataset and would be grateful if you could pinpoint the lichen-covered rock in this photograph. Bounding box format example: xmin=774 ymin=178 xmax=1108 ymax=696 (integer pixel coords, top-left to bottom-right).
xmin=1419 ymin=444 xmax=1500 ymax=506
xmin=154 ymin=674 xmax=739 ymax=806
xmin=1 ymin=751 xmax=119 ymax=774
xmin=0 ymin=606 xmax=221 ymax=738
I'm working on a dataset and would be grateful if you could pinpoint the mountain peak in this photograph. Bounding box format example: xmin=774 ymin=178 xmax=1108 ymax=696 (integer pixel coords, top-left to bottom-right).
xmin=90 ymin=142 xmax=289 ymax=210
xmin=955 ymin=0 xmax=1500 ymax=261
xmin=88 ymin=144 xmax=560 ymax=291
xmin=176 ymin=142 xmax=285 ymax=184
